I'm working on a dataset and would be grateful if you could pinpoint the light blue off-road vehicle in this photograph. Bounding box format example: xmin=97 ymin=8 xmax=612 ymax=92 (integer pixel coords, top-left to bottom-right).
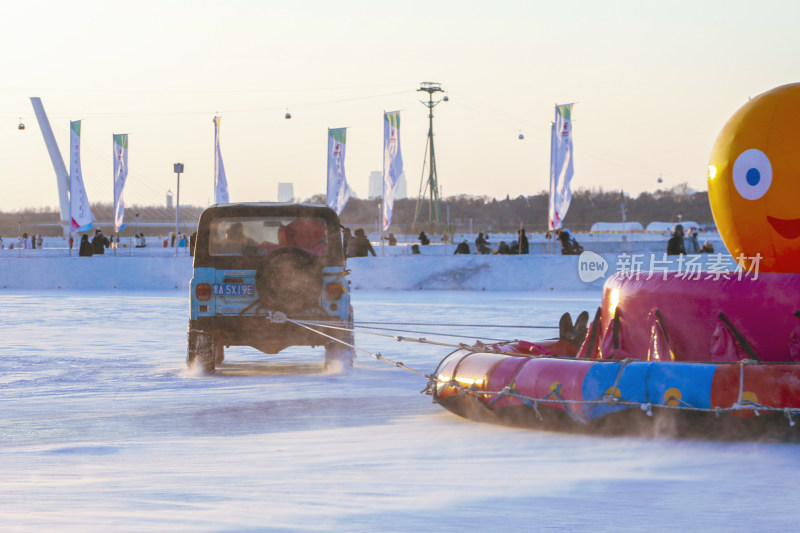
xmin=188 ymin=203 xmax=354 ymax=373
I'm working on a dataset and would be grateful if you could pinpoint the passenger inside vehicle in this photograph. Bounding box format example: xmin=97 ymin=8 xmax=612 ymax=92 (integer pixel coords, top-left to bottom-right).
xmin=209 ymin=217 xmax=327 ymax=256
xmin=283 ymin=218 xmax=327 ymax=255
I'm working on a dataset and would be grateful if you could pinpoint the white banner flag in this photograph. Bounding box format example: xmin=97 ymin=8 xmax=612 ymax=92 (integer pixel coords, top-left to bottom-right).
xmin=214 ymin=116 xmax=229 ymax=204
xmin=69 ymin=120 xmax=93 ymax=232
xmin=326 ymin=127 xmax=351 ymax=215
xmin=382 ymin=111 xmax=403 ymax=231
xmin=548 ymin=103 xmax=575 ymax=231
xmin=113 ymin=134 xmax=128 ymax=232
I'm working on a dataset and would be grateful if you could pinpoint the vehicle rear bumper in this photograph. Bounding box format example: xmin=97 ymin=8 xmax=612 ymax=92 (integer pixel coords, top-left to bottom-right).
xmin=189 ymin=316 xmax=349 ymax=353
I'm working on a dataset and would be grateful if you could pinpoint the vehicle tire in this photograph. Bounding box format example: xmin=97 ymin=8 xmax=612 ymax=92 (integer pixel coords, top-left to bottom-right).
xmin=214 ymin=341 xmax=225 ymax=365
xmin=324 ymin=306 xmax=355 ymax=369
xmin=325 ymin=337 xmax=355 ymax=369
xmin=187 ymin=329 xmax=217 ymax=374
xmin=255 ymin=247 xmax=322 ymax=314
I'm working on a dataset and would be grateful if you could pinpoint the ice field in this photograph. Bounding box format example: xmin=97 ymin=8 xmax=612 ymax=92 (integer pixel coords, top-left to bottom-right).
xmin=3 ymin=289 xmax=800 ymax=532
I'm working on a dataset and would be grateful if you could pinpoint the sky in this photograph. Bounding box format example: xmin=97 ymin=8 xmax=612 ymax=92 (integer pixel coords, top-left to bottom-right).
xmin=1 ymin=0 xmax=799 ymax=213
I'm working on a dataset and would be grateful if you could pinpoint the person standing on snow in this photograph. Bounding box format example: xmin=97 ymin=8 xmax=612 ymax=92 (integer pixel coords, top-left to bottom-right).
xmin=517 ymin=229 xmax=529 ymax=254
xmin=494 ymin=241 xmax=511 ymax=255
xmin=667 ymin=224 xmax=686 ymax=256
xmin=353 ymin=228 xmax=376 ymax=257
xmin=475 ymin=232 xmax=490 ymax=254
xmin=92 ymin=229 xmax=110 ymax=255
xmin=79 ymin=234 xmax=93 ymax=257
xmin=342 ymin=227 xmax=357 ymax=258
xmin=454 ymin=240 xmax=471 ymax=254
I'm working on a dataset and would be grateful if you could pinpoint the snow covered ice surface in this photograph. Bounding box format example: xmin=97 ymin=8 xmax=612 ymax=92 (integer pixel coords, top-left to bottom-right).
xmin=3 ymin=289 xmax=800 ymax=532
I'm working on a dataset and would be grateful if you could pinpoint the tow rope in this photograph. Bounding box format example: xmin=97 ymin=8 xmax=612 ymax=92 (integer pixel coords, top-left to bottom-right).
xmin=284 ymin=316 xmax=434 ymax=379
xmin=281 ymin=316 xmax=552 ymax=381
xmin=354 ymin=320 xmax=558 ymax=330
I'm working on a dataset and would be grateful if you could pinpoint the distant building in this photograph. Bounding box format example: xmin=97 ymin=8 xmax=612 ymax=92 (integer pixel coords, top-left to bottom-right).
xmin=166 ymin=190 xmax=173 ymax=209
xmin=368 ymin=172 xmax=381 ymax=199
xmin=397 ymin=173 xmax=407 ymax=199
xmin=278 ymin=183 xmax=294 ymax=202
xmin=368 ymin=171 xmax=406 ymax=200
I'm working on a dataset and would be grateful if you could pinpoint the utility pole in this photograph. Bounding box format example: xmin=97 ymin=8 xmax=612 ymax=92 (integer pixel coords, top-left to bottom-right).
xmin=413 ymin=82 xmax=447 ymax=228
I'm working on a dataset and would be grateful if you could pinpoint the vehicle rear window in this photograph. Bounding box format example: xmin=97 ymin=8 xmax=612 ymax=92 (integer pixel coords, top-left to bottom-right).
xmin=208 ymin=216 xmax=328 ymax=256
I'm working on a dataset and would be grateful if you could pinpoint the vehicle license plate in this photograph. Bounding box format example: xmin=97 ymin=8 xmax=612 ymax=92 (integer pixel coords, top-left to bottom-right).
xmin=213 ymin=283 xmax=255 ymax=297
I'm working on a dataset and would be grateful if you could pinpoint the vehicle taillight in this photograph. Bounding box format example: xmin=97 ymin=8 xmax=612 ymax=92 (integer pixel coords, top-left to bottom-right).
xmin=196 ymin=283 xmax=212 ymax=301
xmin=325 ymin=282 xmax=344 ymax=301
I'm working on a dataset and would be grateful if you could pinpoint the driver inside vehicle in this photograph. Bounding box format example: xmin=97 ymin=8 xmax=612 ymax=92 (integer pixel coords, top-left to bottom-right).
xmin=220 ymin=222 xmax=259 ymax=254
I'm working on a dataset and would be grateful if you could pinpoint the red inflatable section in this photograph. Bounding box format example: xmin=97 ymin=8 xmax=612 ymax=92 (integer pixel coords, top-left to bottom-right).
xmin=484 ymin=356 xmax=530 ymax=409
xmin=711 ymin=363 xmax=800 ymax=418
xmin=511 ymin=358 xmax=594 ymax=416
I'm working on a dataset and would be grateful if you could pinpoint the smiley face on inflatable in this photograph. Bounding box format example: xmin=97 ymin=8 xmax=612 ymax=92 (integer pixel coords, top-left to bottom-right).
xmin=708 ymin=83 xmax=800 ymax=273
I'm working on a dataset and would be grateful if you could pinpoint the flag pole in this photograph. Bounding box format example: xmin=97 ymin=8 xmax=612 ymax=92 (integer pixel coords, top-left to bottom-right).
xmin=380 ymin=118 xmax=385 ymax=257
xmin=380 ymin=111 xmax=385 ymax=257
xmin=113 ymin=133 xmax=117 ymax=257
xmin=548 ymin=115 xmax=556 ymax=255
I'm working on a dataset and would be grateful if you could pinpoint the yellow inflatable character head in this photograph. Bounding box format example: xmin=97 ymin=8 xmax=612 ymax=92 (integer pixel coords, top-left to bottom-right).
xmin=709 ymin=83 xmax=800 ymax=272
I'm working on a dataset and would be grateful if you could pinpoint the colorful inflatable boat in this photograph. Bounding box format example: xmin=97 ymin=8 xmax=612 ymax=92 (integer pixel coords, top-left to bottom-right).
xmin=430 ymin=83 xmax=800 ymax=437
xmin=432 ymin=341 xmax=800 ymax=436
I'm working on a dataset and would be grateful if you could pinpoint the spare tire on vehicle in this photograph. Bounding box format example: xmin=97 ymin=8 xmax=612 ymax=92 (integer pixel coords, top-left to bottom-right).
xmin=255 ymin=247 xmax=323 ymax=315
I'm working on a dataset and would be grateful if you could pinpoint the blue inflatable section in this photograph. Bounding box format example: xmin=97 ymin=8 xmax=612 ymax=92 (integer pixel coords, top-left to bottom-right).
xmin=582 ymin=362 xmax=649 ymax=420
xmin=645 ymin=362 xmax=716 ymax=410
xmin=580 ymin=361 xmax=717 ymax=421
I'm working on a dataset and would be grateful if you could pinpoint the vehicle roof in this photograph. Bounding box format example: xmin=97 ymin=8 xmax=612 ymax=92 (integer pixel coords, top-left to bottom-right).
xmin=209 ymin=202 xmax=330 ymax=209
xmin=206 ymin=201 xmax=333 ymax=211
xmin=199 ymin=202 xmax=340 ymax=223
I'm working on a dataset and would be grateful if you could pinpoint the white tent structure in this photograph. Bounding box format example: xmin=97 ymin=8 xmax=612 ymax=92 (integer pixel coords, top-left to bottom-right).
xmin=646 ymin=221 xmax=701 ymax=233
xmin=589 ymin=222 xmax=644 ymax=232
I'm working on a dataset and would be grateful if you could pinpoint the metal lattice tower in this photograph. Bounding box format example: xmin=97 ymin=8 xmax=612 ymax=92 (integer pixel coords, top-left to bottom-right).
xmin=414 ymin=82 xmax=446 ymax=225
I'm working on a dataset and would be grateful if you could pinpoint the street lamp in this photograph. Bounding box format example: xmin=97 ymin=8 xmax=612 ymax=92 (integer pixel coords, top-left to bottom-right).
xmin=446 ymin=205 xmax=451 ymax=246
xmin=135 ymin=213 xmax=140 ymax=251
xmin=174 ymin=163 xmax=184 ymax=257
xmin=18 ymin=216 xmax=23 ymax=257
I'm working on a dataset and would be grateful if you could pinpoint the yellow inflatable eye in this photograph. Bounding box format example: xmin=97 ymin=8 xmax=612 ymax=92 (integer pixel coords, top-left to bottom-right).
xmin=732 ymin=148 xmax=772 ymax=200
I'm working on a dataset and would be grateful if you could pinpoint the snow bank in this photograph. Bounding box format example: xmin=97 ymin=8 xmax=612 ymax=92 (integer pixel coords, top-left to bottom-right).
xmin=347 ymin=255 xmax=608 ymax=291
xmin=0 ymin=254 xmax=607 ymax=291
xmin=0 ymin=252 xmax=739 ymax=291
xmin=0 ymin=256 xmax=193 ymax=290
